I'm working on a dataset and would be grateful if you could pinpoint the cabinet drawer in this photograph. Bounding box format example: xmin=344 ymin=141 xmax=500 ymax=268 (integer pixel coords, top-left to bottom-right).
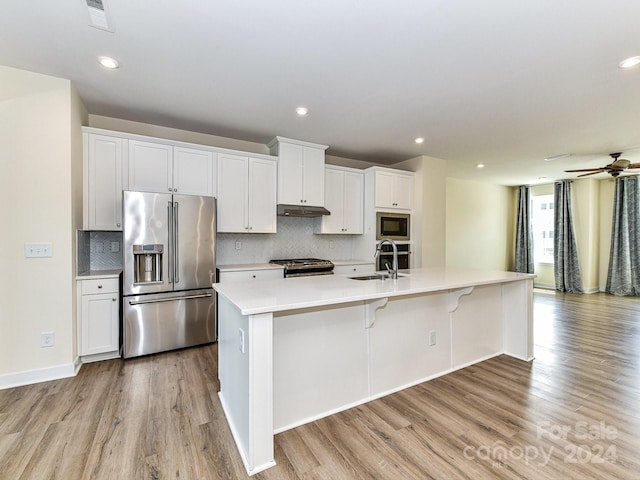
xmin=81 ymin=278 xmax=119 ymax=295
xmin=219 ymin=269 xmax=283 ymax=283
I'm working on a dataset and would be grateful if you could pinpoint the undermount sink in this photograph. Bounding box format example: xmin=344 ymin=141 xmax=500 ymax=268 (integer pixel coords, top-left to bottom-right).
xmin=349 ymin=273 xmax=389 ymax=281
xmin=349 ymin=273 xmax=411 ymax=281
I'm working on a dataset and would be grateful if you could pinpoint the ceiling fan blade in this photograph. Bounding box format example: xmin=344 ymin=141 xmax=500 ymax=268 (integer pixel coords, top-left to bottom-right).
xmin=627 ymin=163 xmax=640 ymax=169
xmin=577 ymin=170 xmax=605 ymax=177
xmin=609 ymin=159 xmax=631 ymax=169
xmin=565 ymin=168 xmax=605 ymax=173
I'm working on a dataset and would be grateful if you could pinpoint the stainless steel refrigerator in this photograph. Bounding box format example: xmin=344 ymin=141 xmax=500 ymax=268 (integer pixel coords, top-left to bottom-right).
xmin=122 ymin=190 xmax=216 ymax=358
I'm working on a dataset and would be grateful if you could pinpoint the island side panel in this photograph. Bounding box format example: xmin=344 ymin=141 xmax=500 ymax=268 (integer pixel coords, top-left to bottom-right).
xmin=502 ymin=278 xmax=534 ymax=361
xmin=369 ymin=292 xmax=451 ymax=397
xmin=217 ymin=295 xmax=275 ymax=475
xmin=273 ymin=302 xmax=369 ymax=432
xmin=450 ymin=284 xmax=503 ymax=369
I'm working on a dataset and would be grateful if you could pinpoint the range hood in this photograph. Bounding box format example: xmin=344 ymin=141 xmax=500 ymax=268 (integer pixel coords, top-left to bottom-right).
xmin=277 ymin=204 xmax=331 ymax=217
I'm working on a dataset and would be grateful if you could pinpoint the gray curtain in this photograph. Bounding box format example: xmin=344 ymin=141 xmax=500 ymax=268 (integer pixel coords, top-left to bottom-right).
xmin=606 ymin=176 xmax=640 ymax=295
xmin=514 ymin=185 xmax=533 ymax=273
xmin=554 ymin=180 xmax=583 ymax=293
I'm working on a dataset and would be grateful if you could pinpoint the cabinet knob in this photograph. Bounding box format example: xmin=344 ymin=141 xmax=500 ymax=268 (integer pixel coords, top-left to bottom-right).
xmin=168 ymin=188 xmax=172 ymax=192
xmin=97 ymin=285 xmax=103 ymax=289
xmin=116 ymin=223 xmax=121 ymax=228
xmin=174 ymin=188 xmax=177 ymax=192
xmin=112 ymin=297 xmax=117 ymax=302
xmin=252 ymin=275 xmax=256 ymax=278
xmin=249 ymin=226 xmax=252 ymax=230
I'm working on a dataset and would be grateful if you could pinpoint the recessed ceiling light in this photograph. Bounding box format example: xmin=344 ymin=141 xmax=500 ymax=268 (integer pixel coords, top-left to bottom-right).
xmin=619 ymin=56 xmax=640 ymax=69
xmin=98 ymin=56 xmax=119 ymax=69
xmin=476 ymin=163 xmax=485 ymax=169
xmin=414 ymin=137 xmax=424 ymax=144
xmin=295 ymin=107 xmax=308 ymax=116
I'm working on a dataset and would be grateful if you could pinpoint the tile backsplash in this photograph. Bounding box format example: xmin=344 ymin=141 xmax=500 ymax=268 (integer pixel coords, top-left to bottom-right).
xmin=78 ymin=216 xmax=365 ymax=273
xmin=77 ymin=230 xmax=123 ymax=273
xmin=217 ymin=216 xmax=361 ymax=264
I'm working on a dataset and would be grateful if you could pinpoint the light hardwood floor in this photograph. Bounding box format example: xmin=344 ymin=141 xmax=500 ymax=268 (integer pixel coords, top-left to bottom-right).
xmin=1 ymin=291 xmax=639 ymax=479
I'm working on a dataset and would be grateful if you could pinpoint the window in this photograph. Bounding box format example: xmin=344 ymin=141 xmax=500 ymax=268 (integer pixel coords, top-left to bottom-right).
xmin=532 ymin=194 xmax=554 ymax=264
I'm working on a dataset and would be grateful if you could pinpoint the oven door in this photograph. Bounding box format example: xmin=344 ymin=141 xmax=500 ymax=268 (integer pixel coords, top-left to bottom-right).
xmin=377 ymin=250 xmax=410 ymax=271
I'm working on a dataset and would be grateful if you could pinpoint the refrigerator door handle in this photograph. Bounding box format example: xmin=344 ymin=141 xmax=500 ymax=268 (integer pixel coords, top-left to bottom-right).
xmin=174 ymin=201 xmax=180 ymax=284
xmin=167 ymin=201 xmax=174 ymax=283
xmin=128 ymin=292 xmax=213 ymax=306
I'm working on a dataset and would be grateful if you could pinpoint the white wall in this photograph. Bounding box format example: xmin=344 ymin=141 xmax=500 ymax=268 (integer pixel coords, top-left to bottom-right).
xmin=571 ymin=178 xmax=600 ymax=292
xmin=394 ymin=155 xmax=447 ymax=268
xmin=598 ymin=179 xmax=615 ymax=291
xmin=0 ymin=66 xmax=86 ymax=385
xmin=446 ymin=178 xmax=513 ymax=270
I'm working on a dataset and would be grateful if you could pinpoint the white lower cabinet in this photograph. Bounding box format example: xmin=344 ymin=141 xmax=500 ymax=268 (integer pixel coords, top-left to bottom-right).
xmin=78 ymin=277 xmax=120 ymax=361
xmin=218 ymin=268 xmax=284 ymax=283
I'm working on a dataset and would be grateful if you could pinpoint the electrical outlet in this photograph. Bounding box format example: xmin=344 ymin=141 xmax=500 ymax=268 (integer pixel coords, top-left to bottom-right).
xmin=329 ymin=240 xmax=335 ymax=249
xmin=24 ymin=243 xmax=53 ymax=258
xmin=95 ymin=242 xmax=104 ymax=253
xmin=235 ymin=241 xmax=242 ymax=250
xmin=111 ymin=241 xmax=120 ymax=253
xmin=41 ymin=332 xmax=54 ymax=347
xmin=429 ymin=330 xmax=436 ymax=346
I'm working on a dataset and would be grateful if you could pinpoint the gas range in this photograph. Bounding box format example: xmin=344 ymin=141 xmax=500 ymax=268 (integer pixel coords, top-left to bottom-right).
xmin=269 ymin=258 xmax=334 ymax=278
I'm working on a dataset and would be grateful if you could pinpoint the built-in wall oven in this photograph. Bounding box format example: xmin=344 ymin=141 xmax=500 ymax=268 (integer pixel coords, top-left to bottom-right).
xmin=376 ymin=212 xmax=410 ymax=241
xmin=376 ymin=243 xmax=411 ymax=271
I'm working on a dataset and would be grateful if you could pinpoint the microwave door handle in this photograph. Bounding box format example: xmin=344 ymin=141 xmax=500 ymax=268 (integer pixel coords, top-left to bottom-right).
xmin=174 ymin=202 xmax=179 ymax=284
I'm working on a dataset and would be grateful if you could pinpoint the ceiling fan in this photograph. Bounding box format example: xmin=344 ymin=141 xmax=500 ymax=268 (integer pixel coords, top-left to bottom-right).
xmin=564 ymin=153 xmax=640 ymax=177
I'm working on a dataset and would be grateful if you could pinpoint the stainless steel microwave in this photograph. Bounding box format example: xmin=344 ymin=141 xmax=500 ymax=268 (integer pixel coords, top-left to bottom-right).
xmin=376 ymin=212 xmax=410 ymax=241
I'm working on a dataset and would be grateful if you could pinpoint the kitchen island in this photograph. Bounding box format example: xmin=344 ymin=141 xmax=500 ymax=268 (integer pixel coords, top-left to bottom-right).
xmin=213 ymin=267 xmax=535 ymax=475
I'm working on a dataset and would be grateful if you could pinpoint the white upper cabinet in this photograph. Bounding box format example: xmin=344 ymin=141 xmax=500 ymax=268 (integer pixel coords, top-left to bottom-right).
xmin=129 ymin=140 xmax=215 ymax=196
xmin=374 ymin=168 xmax=414 ymax=210
xmin=173 ymin=146 xmax=215 ymax=196
xmin=83 ymin=131 xmax=128 ymax=231
xmin=269 ymin=136 xmax=328 ymax=207
xmin=128 ymin=140 xmax=172 ymax=193
xmin=315 ymin=166 xmax=363 ymax=234
xmin=217 ymin=153 xmax=277 ymax=233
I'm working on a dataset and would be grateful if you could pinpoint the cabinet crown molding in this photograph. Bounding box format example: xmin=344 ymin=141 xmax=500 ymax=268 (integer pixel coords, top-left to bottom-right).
xmin=267 ymin=136 xmax=328 ymax=151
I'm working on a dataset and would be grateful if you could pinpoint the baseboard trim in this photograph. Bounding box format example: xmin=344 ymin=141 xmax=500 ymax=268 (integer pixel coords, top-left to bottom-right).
xmin=0 ymin=361 xmax=79 ymax=390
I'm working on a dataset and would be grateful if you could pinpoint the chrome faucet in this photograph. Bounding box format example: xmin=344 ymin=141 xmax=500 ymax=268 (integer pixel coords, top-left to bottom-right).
xmin=375 ymin=238 xmax=398 ymax=279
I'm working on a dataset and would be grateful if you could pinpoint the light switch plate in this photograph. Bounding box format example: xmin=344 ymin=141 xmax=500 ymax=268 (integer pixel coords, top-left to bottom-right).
xmin=25 ymin=243 xmax=53 ymax=258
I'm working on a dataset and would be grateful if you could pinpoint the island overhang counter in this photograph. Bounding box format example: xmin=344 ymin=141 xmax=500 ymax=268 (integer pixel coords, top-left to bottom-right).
xmin=213 ymin=267 xmax=535 ymax=475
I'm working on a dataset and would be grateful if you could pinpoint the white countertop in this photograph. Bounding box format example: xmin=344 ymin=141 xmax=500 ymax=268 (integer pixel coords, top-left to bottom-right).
xmin=76 ymin=269 xmax=122 ymax=280
xmin=213 ymin=267 xmax=534 ymax=315
xmin=216 ymin=263 xmax=284 ymax=273
xmin=331 ymin=259 xmax=375 ymax=266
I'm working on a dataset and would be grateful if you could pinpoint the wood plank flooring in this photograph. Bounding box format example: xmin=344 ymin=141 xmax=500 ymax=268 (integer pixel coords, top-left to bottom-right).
xmin=1 ymin=291 xmax=639 ymax=479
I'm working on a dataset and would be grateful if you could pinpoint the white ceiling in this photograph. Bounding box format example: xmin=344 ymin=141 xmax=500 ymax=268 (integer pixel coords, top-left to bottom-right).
xmin=2 ymin=0 xmax=640 ymax=186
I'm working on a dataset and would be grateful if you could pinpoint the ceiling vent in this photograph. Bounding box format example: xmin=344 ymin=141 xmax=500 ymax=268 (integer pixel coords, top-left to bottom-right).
xmin=86 ymin=0 xmax=113 ymax=32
